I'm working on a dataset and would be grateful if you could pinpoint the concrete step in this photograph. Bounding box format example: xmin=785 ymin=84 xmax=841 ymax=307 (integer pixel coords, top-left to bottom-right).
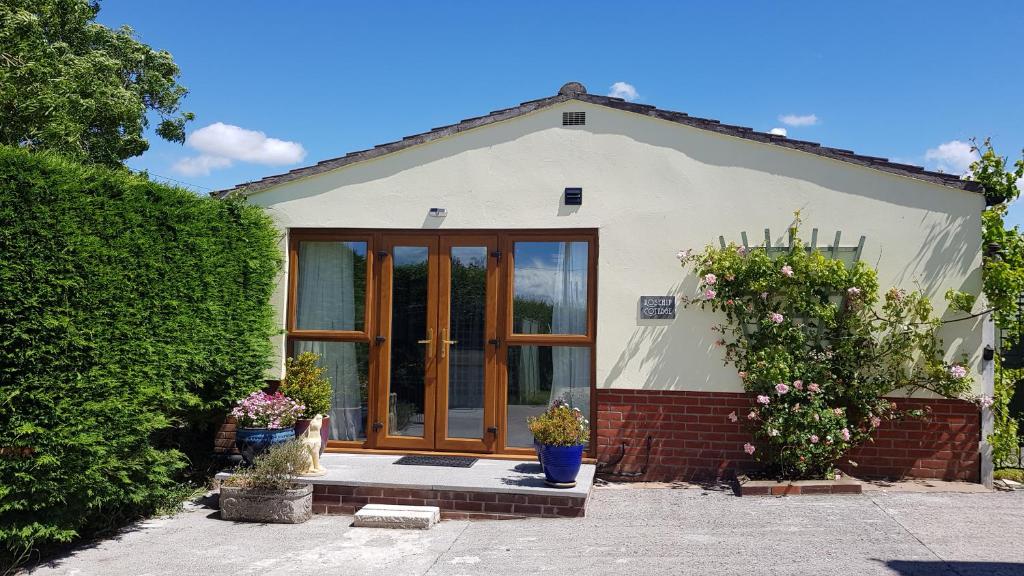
xmin=353 ymin=503 xmax=441 ymax=529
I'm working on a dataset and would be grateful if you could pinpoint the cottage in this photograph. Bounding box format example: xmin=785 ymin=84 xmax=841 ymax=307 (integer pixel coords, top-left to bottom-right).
xmin=218 ymin=82 xmax=990 ymax=483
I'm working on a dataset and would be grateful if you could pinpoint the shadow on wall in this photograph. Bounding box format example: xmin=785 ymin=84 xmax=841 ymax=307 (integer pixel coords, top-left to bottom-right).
xmin=884 ymin=561 xmax=1024 ymax=576
xmin=604 ymin=278 xmax=737 ymax=393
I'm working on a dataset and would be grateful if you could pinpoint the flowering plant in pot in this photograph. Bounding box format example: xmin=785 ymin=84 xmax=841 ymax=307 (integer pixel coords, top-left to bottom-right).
xmin=231 ymin=391 xmax=305 ymax=465
xmin=527 ymin=399 xmax=591 ymax=488
xmin=220 ymin=440 xmax=313 ymax=524
xmin=280 ymin=352 xmax=332 ymax=455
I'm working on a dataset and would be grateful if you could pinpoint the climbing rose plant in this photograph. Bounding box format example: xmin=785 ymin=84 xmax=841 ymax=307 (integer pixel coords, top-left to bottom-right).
xmin=678 ymin=225 xmax=979 ymax=480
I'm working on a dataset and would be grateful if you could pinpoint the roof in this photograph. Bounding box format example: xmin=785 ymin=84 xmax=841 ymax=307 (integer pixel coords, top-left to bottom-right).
xmin=214 ymin=81 xmax=983 ymax=198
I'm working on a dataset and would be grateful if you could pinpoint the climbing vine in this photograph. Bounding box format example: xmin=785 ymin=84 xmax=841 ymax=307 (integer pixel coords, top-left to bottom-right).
xmin=678 ymin=220 xmax=979 ymax=480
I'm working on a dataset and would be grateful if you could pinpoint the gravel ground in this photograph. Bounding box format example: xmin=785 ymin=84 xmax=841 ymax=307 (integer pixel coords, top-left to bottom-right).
xmin=22 ymin=485 xmax=1024 ymax=576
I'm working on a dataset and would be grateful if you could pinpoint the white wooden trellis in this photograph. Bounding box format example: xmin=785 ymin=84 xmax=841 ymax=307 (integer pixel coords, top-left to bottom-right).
xmin=719 ymin=228 xmax=867 ymax=340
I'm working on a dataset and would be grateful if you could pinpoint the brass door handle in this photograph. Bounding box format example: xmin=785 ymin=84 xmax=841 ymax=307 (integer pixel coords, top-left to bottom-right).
xmin=440 ymin=328 xmax=458 ymax=359
xmin=417 ymin=328 xmax=434 ymax=357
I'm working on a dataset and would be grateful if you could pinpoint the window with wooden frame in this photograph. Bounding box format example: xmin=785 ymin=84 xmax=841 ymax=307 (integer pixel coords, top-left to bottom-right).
xmin=287 ymin=232 xmax=375 ymax=446
xmin=499 ymin=232 xmax=597 ymax=453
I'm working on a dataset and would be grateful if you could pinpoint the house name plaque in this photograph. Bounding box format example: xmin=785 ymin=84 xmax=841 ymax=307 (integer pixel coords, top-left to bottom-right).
xmin=640 ymin=296 xmax=676 ymax=320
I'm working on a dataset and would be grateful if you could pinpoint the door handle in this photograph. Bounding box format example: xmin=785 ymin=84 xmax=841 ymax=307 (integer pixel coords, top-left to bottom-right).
xmin=440 ymin=328 xmax=458 ymax=359
xmin=417 ymin=328 xmax=434 ymax=357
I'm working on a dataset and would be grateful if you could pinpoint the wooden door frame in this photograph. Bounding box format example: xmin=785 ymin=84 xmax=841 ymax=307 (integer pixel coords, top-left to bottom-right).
xmin=374 ymin=234 xmax=440 ymax=450
xmin=434 ymin=235 xmax=499 ymax=453
xmin=286 ymin=228 xmax=599 ymax=457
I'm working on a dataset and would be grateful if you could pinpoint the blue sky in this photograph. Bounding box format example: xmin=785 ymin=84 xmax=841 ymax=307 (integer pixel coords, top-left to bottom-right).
xmin=97 ymin=1 xmax=1023 ymax=223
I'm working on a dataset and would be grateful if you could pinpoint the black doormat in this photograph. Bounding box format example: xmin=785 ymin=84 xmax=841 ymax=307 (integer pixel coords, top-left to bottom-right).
xmin=393 ymin=455 xmax=478 ymax=468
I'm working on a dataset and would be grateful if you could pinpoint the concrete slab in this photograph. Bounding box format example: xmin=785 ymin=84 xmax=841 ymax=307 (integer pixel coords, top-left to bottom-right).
xmin=215 ymin=453 xmax=595 ymax=499
xmin=23 ymin=488 xmax=1024 ymax=576
xmin=354 ymin=504 xmax=440 ymax=529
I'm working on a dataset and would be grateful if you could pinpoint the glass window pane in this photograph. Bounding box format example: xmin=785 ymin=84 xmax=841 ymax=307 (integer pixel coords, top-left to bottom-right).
xmin=293 ymin=340 xmax=370 ymax=441
xmin=512 ymin=241 xmax=588 ymax=335
xmin=388 ymin=246 xmax=429 ymax=437
xmin=506 ymin=345 xmax=591 ymax=448
xmin=447 ymin=247 xmax=488 ymax=439
xmin=295 ymin=241 xmax=367 ymax=331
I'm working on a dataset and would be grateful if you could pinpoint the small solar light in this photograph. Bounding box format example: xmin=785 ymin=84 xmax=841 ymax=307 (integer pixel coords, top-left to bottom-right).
xmin=428 ymin=207 xmax=447 ymax=217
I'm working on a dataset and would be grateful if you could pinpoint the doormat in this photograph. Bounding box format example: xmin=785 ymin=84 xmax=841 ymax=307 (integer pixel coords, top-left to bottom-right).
xmin=393 ymin=455 xmax=478 ymax=468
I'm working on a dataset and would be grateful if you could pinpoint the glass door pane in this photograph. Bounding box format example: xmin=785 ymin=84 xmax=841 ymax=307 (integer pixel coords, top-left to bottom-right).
xmin=436 ymin=237 xmax=497 ymax=452
xmin=377 ymin=237 xmax=438 ymax=449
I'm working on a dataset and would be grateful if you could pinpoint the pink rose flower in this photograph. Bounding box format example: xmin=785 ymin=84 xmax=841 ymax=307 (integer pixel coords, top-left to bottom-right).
xmin=809 ymin=435 xmax=819 ymax=444
xmin=847 ymin=287 xmax=861 ymax=297
xmin=757 ymin=395 xmax=771 ymax=405
xmin=948 ymin=364 xmax=967 ymax=379
xmin=833 ymin=408 xmax=844 ymax=416
xmin=781 ymin=265 xmax=794 ymax=277
xmin=727 ymin=411 xmax=738 ymax=423
xmin=747 ymin=410 xmax=758 ymax=420
xmin=676 ymin=249 xmax=692 ymax=261
xmin=738 ymin=371 xmax=747 ymax=380
xmin=703 ymin=273 xmax=717 ymax=285
xmin=807 ymin=383 xmax=820 ymax=393
xmin=775 ymin=382 xmax=789 ymax=395
xmin=870 ymin=416 xmax=882 ymax=428
xmin=743 ymin=443 xmax=756 ymax=455
xmin=769 ymin=312 xmax=784 ymax=324
xmin=768 ymin=428 xmax=780 ymax=437
xmin=704 ymin=289 xmax=716 ymax=300
xmin=793 ymin=380 xmax=803 ymax=390
xmin=977 ymin=395 xmax=994 ymax=409
xmin=841 ymin=428 xmax=851 ymax=441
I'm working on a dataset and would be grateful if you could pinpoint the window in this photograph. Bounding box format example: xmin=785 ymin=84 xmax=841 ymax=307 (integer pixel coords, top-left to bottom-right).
xmin=287 ymin=233 xmax=374 ymax=445
xmin=512 ymin=241 xmax=589 ymax=335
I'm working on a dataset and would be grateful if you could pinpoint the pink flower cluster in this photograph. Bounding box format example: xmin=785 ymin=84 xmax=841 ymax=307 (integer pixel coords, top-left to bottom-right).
xmin=948 ymin=364 xmax=968 ymax=379
xmin=780 ymin=265 xmax=794 ymax=277
xmin=769 ymin=312 xmax=784 ymax=324
xmin=231 ymin=391 xmax=305 ymax=429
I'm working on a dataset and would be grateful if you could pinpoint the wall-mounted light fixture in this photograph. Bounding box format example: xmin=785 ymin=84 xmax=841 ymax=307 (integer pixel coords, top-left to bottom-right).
xmin=564 ymin=187 xmax=583 ymax=206
xmin=428 ymin=207 xmax=447 ymax=218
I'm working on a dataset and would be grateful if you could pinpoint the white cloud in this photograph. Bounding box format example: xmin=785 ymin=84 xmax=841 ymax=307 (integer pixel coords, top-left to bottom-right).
xmin=924 ymin=140 xmax=979 ymax=175
xmin=171 ymin=155 xmax=233 ymax=177
xmin=769 ymin=127 xmax=788 ymax=136
xmin=778 ymin=113 xmax=819 ymax=127
xmin=607 ymin=81 xmax=639 ymax=102
xmin=171 ymin=122 xmax=306 ymax=177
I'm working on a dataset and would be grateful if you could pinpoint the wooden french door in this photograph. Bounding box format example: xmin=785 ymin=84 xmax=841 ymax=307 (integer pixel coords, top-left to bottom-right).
xmin=375 ymin=234 xmax=499 ymax=451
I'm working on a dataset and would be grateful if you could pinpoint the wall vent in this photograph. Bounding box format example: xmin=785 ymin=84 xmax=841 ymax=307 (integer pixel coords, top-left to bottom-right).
xmin=562 ymin=111 xmax=586 ymax=126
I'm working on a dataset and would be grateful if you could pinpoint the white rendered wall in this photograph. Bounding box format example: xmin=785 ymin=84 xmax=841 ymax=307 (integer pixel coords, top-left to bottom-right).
xmin=251 ymin=100 xmax=985 ymax=395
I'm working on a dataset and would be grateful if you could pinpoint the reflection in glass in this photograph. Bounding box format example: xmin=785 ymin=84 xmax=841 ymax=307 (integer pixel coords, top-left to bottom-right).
xmin=446 ymin=247 xmax=487 ymax=439
xmin=512 ymin=241 xmax=588 ymax=335
xmin=293 ymin=340 xmax=370 ymax=441
xmin=506 ymin=346 xmax=591 ymax=447
xmin=295 ymin=241 xmax=367 ymax=331
xmin=388 ymin=246 xmax=429 ymax=437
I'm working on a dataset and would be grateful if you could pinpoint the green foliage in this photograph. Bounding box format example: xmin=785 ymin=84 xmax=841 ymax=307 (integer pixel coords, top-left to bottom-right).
xmin=680 ymin=220 xmax=975 ymax=479
xmin=0 ymin=146 xmax=281 ymax=567
xmin=993 ymin=361 xmax=1022 ymax=466
xmin=222 ymin=441 xmax=309 ymax=491
xmin=994 ymin=468 xmax=1024 ymax=482
xmin=528 ymin=401 xmax=590 ymax=447
xmin=0 ymin=0 xmax=193 ymax=166
xmin=970 ymin=139 xmax=1024 ymax=462
xmin=280 ymin=353 xmax=333 ymax=419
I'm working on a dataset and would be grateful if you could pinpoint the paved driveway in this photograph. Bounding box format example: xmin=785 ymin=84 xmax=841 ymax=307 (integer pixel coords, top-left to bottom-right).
xmin=24 ymin=486 xmax=1024 ymax=576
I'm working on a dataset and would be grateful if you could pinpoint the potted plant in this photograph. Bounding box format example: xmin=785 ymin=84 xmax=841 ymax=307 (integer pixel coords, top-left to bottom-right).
xmin=527 ymin=399 xmax=590 ymax=488
xmin=231 ymin=390 xmax=304 ymax=465
xmin=220 ymin=440 xmax=313 ymax=524
xmin=280 ymin=352 xmax=332 ymax=455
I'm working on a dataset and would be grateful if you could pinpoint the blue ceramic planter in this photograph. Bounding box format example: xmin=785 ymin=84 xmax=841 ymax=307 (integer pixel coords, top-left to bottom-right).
xmin=533 ymin=438 xmax=545 ymax=473
xmin=235 ymin=427 xmax=295 ymax=465
xmin=539 ymin=444 xmax=585 ymax=487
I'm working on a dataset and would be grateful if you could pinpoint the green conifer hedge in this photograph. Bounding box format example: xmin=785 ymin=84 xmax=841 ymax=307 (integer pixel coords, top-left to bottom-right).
xmin=0 ymin=146 xmax=281 ymax=566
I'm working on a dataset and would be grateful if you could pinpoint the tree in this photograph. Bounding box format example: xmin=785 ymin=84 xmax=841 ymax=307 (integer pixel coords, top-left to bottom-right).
xmin=0 ymin=0 xmax=193 ymax=167
xmin=970 ymin=139 xmax=1024 ymax=463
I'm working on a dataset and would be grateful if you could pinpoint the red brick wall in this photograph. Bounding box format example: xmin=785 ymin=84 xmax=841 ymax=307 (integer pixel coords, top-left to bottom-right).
xmin=595 ymin=389 xmax=980 ymax=483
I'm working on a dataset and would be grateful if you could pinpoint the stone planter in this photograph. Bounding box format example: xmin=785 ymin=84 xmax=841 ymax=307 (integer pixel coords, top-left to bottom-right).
xmin=219 ymin=483 xmax=313 ymax=524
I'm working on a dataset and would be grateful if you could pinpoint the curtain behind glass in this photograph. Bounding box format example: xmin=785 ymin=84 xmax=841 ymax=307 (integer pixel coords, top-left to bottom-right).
xmin=295 ymin=242 xmax=359 ymax=331
xmin=294 ymin=340 xmax=363 ymax=441
xmin=551 ymin=242 xmax=589 ymax=410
